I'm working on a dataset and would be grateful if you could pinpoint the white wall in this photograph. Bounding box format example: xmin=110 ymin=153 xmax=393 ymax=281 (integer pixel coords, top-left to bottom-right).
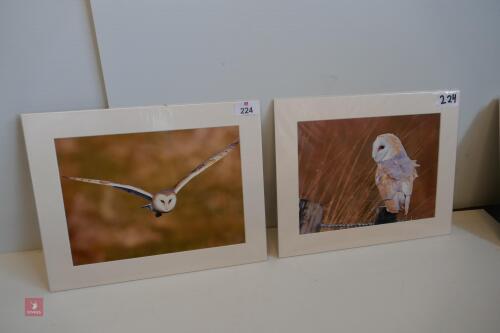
xmin=0 ymin=0 xmax=106 ymax=252
xmin=91 ymin=0 xmax=500 ymax=227
xmin=0 ymin=0 xmax=499 ymax=253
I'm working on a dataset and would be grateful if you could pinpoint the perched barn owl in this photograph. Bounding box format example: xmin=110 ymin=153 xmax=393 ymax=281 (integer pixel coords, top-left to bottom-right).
xmin=63 ymin=140 xmax=239 ymax=218
xmin=372 ymin=133 xmax=419 ymax=215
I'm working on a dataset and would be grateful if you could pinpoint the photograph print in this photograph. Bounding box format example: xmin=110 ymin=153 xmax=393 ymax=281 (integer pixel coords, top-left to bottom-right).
xmin=298 ymin=113 xmax=440 ymax=234
xmin=55 ymin=125 xmax=244 ymax=265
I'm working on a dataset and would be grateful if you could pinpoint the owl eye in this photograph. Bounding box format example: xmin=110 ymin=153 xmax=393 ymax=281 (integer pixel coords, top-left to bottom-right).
xmin=378 ymin=145 xmax=385 ymax=151
xmin=168 ymin=199 xmax=172 ymax=204
xmin=160 ymin=199 xmax=165 ymax=204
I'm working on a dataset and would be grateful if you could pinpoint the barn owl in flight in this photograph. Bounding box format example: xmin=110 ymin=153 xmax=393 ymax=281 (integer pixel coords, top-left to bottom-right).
xmin=63 ymin=140 xmax=239 ymax=218
xmin=372 ymin=133 xmax=419 ymax=215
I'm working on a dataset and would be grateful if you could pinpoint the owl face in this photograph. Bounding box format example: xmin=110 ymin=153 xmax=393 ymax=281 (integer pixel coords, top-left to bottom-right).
xmin=152 ymin=193 xmax=177 ymax=213
xmin=372 ymin=133 xmax=404 ymax=162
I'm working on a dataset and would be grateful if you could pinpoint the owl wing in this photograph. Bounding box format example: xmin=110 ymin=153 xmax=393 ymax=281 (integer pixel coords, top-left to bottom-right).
xmin=172 ymin=140 xmax=239 ymax=194
xmin=63 ymin=176 xmax=153 ymax=201
xmin=377 ymin=158 xmax=418 ymax=214
xmin=378 ymin=159 xmax=418 ymax=183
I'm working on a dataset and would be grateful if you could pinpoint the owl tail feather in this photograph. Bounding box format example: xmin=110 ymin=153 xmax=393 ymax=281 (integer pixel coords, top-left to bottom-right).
xmin=404 ymin=195 xmax=411 ymax=215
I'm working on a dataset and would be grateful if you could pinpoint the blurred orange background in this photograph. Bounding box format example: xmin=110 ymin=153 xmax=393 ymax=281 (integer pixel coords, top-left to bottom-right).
xmin=55 ymin=126 xmax=244 ymax=266
xmin=298 ymin=113 xmax=440 ymax=231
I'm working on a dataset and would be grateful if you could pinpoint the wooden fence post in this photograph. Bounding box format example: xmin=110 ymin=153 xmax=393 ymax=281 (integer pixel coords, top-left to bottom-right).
xmin=299 ymin=199 xmax=323 ymax=234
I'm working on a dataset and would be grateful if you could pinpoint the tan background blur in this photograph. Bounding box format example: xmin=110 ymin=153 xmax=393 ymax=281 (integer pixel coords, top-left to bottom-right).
xmin=298 ymin=114 xmax=440 ymax=230
xmin=55 ymin=126 xmax=244 ymax=266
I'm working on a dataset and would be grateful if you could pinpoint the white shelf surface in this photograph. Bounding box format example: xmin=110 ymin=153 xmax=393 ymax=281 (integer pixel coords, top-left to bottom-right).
xmin=1 ymin=210 xmax=499 ymax=333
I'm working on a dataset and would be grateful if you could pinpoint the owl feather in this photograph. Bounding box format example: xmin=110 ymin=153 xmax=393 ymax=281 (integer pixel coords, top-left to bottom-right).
xmin=372 ymin=133 xmax=418 ymax=215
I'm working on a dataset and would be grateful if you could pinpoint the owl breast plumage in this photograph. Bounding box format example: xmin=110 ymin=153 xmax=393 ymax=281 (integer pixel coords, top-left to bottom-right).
xmin=372 ymin=133 xmax=419 ymax=215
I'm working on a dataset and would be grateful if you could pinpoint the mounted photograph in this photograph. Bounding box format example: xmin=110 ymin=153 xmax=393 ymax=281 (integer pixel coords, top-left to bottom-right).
xmin=275 ymin=92 xmax=459 ymax=257
xmin=22 ymin=102 xmax=267 ymax=290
